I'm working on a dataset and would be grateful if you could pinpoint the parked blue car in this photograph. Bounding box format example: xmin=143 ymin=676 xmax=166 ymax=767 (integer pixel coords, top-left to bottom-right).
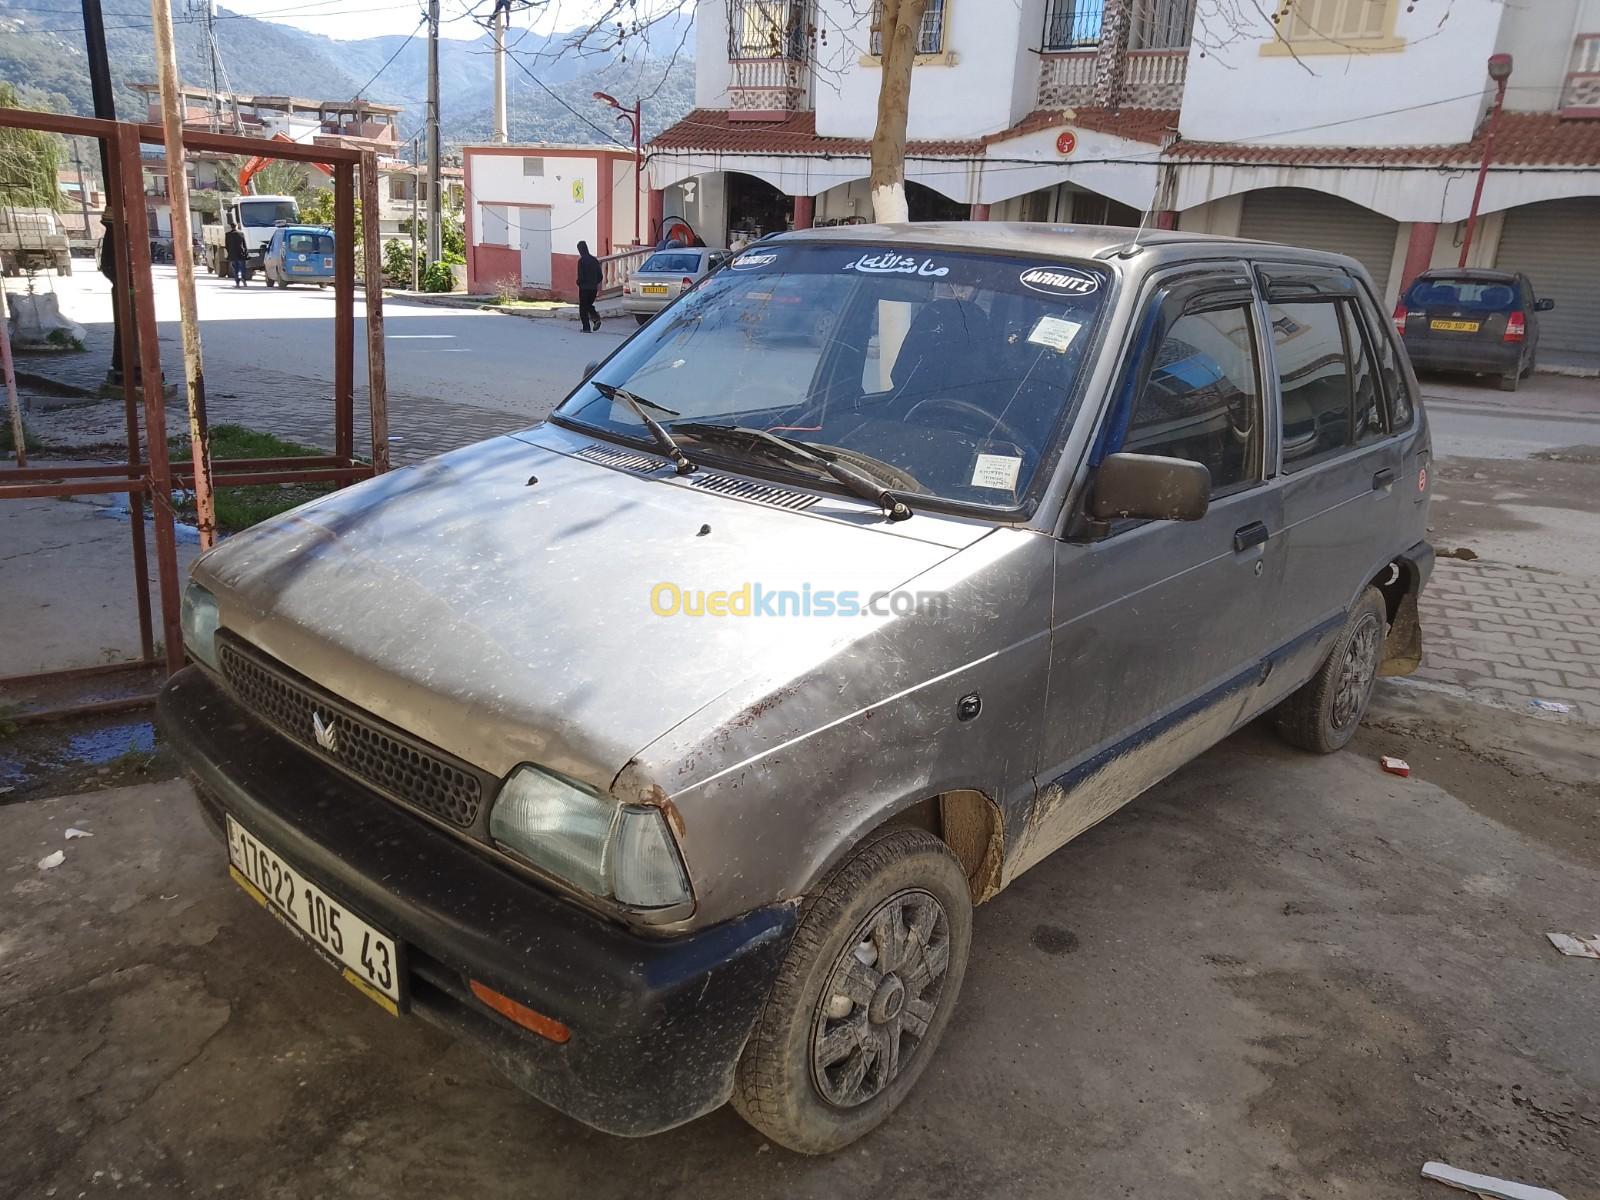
xmin=262 ymin=224 xmax=335 ymax=288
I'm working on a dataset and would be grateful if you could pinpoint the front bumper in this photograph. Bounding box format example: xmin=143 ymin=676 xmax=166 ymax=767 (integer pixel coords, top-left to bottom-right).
xmin=159 ymin=666 xmax=795 ymax=1136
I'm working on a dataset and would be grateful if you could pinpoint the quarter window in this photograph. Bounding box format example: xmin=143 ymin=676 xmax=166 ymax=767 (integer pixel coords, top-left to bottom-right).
xmin=1273 ymin=300 xmax=1370 ymax=472
xmin=1123 ymin=304 xmax=1262 ymax=495
xmin=1340 ymin=302 xmax=1385 ymax=447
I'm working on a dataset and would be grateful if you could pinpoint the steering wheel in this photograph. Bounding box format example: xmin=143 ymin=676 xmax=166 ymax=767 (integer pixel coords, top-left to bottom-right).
xmin=902 ymin=396 xmax=1029 ymax=450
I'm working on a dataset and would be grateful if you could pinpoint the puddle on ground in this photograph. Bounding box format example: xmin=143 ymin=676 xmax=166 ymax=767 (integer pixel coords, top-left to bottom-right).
xmin=1 ymin=715 xmax=174 ymax=802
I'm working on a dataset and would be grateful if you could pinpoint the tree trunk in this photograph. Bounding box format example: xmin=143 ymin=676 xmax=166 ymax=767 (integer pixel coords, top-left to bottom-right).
xmin=869 ymin=0 xmax=928 ymax=223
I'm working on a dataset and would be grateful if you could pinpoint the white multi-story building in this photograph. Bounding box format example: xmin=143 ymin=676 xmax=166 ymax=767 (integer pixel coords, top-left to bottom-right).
xmin=647 ymin=0 xmax=1600 ymax=364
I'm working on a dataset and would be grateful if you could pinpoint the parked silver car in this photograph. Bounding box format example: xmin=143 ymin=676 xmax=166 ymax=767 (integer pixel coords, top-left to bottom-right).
xmin=620 ymin=246 xmax=730 ymax=324
xmin=162 ymin=223 xmax=1432 ymax=1154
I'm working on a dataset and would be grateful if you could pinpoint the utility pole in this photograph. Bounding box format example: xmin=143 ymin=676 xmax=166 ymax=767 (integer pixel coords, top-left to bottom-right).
xmin=150 ymin=0 xmax=218 ymax=548
xmin=71 ymin=143 xmax=93 ymax=241
xmin=80 ymin=0 xmax=124 ymax=386
xmin=1460 ymin=53 xmax=1513 ymax=269
xmin=426 ymin=0 xmax=442 ymax=262
xmin=410 ymin=132 xmax=420 ymax=291
xmin=205 ymin=0 xmax=223 ymax=133
xmin=492 ymin=0 xmax=509 ymax=144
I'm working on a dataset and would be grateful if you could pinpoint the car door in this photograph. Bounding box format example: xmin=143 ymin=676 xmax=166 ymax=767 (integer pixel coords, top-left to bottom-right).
xmin=1015 ymin=264 xmax=1283 ymax=879
xmin=1256 ymin=263 xmax=1407 ymax=676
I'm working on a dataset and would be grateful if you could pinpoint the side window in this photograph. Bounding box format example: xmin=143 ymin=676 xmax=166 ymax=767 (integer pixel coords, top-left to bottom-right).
xmin=1271 ymin=301 xmax=1354 ymax=472
xmin=1122 ymin=304 xmax=1262 ymax=495
xmin=1340 ymin=301 xmax=1385 ymax=447
xmin=1355 ymin=289 xmax=1413 ymax=431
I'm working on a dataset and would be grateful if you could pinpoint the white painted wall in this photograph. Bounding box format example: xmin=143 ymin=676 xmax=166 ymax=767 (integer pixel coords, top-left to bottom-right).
xmin=812 ymin=0 xmax=1037 ymax=141
xmin=695 ymin=0 xmax=732 ymax=108
xmin=467 ymin=150 xmax=599 ymax=257
xmin=1495 ymin=0 xmax=1581 ymax=111
xmin=1180 ymin=0 xmax=1504 ymax=146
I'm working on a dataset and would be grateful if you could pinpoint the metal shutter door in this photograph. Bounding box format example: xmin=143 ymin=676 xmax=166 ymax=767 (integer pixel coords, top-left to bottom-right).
xmin=1496 ymin=198 xmax=1600 ymax=356
xmin=1239 ymin=189 xmax=1398 ymax=298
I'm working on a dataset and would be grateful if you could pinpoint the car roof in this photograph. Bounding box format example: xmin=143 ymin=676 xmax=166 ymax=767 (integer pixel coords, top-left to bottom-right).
xmin=1411 ymin=267 xmax=1518 ymax=283
xmin=772 ymin=220 xmax=1371 ymax=273
xmin=277 ymin=224 xmax=332 ymax=235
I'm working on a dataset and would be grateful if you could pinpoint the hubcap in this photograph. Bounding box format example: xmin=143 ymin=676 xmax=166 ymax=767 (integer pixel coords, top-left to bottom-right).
xmin=1332 ymin=612 xmax=1382 ymax=730
xmin=809 ymin=889 xmax=951 ymax=1109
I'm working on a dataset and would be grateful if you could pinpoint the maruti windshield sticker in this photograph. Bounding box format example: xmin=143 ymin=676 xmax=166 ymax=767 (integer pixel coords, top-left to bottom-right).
xmin=1027 ymin=315 xmax=1084 ymax=353
xmin=1018 ymin=265 xmax=1101 ymax=296
xmin=970 ymin=454 xmax=1022 ymax=490
xmin=843 ymin=252 xmax=950 ymax=278
xmin=731 ymin=251 xmax=778 ymax=269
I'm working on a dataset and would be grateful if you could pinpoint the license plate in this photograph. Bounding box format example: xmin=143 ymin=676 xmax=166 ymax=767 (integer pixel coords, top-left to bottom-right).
xmin=1429 ymin=319 xmax=1480 ymax=332
xmin=290 ymin=265 xmax=312 ymax=273
xmin=641 ymin=284 xmax=668 ymax=294
xmin=225 ymin=814 xmax=402 ymax=1014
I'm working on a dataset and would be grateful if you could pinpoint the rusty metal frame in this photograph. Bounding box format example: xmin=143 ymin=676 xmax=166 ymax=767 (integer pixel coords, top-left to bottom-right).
xmin=0 ymin=105 xmax=389 ymax=717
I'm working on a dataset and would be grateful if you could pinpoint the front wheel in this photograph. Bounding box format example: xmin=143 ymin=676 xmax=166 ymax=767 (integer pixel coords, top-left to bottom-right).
xmin=1275 ymin=585 xmax=1387 ymax=754
xmin=731 ymin=827 xmax=972 ymax=1154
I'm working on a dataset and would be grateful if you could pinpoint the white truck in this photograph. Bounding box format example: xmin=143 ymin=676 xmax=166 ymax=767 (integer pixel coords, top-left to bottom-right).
xmin=201 ymin=194 xmax=301 ymax=277
xmin=0 ymin=207 xmax=72 ymax=276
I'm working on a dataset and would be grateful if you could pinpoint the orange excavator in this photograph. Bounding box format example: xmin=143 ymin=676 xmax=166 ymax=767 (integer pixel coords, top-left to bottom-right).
xmin=201 ymin=134 xmax=334 ymax=277
xmin=236 ymin=132 xmax=333 ymax=193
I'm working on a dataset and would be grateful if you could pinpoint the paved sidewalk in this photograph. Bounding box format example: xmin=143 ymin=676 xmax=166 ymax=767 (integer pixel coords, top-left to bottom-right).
xmin=1414 ymin=558 xmax=1600 ymax=724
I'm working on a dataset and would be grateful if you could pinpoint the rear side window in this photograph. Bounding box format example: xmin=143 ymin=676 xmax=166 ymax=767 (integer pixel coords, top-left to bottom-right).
xmin=1123 ymin=304 xmax=1262 ymax=496
xmin=1340 ymin=303 xmax=1385 ymax=447
xmin=1405 ymin=277 xmax=1518 ymax=311
xmin=1272 ymin=301 xmax=1353 ymax=472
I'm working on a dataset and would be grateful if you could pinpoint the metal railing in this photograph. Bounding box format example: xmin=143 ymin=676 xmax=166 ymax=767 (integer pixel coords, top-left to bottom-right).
xmin=1042 ymin=0 xmax=1195 ymax=52
xmin=1038 ymin=46 xmax=1188 ymax=108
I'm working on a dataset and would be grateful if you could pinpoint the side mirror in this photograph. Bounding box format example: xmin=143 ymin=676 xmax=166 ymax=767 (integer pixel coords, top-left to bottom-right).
xmin=1090 ymin=452 xmax=1211 ymax=522
xmin=1535 ymin=298 xmax=1555 ymax=312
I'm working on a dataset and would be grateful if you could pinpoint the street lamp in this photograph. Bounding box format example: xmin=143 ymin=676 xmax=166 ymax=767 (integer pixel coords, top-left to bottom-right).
xmin=594 ymin=90 xmax=643 ymax=247
xmin=1459 ymin=52 xmax=1513 ymax=269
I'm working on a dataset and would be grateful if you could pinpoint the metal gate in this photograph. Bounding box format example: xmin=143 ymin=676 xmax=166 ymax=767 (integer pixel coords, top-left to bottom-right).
xmin=1239 ymin=188 xmax=1399 ymax=301
xmin=1496 ymin=198 xmax=1600 ymax=357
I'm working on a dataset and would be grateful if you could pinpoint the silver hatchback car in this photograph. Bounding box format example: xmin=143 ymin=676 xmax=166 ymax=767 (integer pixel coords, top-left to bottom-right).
xmin=621 ymin=245 xmax=731 ymax=324
xmin=162 ymin=223 xmax=1432 ymax=1154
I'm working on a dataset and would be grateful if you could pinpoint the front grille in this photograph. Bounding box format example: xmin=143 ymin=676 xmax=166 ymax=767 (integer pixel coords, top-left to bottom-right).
xmin=218 ymin=638 xmax=486 ymax=829
xmin=690 ymin=471 xmax=820 ymax=511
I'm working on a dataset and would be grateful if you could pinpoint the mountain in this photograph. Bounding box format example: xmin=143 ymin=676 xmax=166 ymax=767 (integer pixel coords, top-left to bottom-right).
xmin=0 ymin=0 xmax=695 ymax=149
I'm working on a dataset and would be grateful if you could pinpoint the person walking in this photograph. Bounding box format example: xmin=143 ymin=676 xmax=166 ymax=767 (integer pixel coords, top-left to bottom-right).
xmin=225 ymin=222 xmax=250 ymax=288
xmin=576 ymin=240 xmax=602 ymax=332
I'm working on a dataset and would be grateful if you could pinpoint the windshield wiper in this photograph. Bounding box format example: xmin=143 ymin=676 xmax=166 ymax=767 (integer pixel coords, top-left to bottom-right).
xmin=591 ymin=381 xmax=695 ymax=475
xmin=674 ymin=422 xmax=912 ymax=521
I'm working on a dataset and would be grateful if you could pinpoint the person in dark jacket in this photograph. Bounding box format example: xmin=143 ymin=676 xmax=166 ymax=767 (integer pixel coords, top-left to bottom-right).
xmin=225 ymin=223 xmax=250 ymax=288
xmin=575 ymin=240 xmax=602 ymax=332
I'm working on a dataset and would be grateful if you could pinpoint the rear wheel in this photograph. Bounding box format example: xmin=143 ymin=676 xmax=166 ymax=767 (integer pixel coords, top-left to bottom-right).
xmin=731 ymin=827 xmax=972 ymax=1154
xmin=1275 ymin=586 xmax=1387 ymax=754
xmin=264 ymin=274 xmax=276 ymax=288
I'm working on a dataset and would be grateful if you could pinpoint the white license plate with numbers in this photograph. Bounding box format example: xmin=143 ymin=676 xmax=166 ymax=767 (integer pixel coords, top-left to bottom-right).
xmin=225 ymin=814 xmax=402 ymax=1013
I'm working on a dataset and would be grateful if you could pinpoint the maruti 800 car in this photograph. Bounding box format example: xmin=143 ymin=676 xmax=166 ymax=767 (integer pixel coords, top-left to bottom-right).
xmin=161 ymin=223 xmax=1432 ymax=1154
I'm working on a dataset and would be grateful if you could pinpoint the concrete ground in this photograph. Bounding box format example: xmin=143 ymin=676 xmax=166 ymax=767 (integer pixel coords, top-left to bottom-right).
xmin=2 ymin=688 xmax=1596 ymax=1200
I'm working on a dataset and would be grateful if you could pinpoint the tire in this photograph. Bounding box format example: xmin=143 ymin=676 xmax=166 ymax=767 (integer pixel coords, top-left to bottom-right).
xmin=1499 ymin=368 xmax=1520 ymax=392
xmin=1275 ymin=586 xmax=1388 ymax=754
xmin=731 ymin=827 xmax=972 ymax=1155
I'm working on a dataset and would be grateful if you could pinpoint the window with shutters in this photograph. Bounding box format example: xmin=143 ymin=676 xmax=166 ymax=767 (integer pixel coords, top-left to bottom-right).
xmin=1264 ymin=0 xmax=1403 ymax=55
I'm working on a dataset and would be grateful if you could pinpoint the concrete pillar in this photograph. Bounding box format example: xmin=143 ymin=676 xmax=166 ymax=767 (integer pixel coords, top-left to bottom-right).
xmin=791 ymin=194 xmax=814 ymax=230
xmin=647 ymin=188 xmax=665 ymax=245
xmin=1399 ymin=221 xmax=1438 ymax=296
xmin=970 ymin=203 xmax=991 ymax=221
xmin=1154 ymin=209 xmax=1176 ymax=230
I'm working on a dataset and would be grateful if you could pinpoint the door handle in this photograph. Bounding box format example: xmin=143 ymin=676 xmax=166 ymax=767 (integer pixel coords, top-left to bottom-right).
xmin=1234 ymin=521 xmax=1269 ymax=552
xmin=1372 ymin=468 xmax=1396 ymax=490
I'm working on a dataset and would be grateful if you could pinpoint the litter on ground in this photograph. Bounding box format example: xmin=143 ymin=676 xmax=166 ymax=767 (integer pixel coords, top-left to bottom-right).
xmin=1529 ymin=699 xmax=1572 ymax=714
xmin=1545 ymin=932 xmax=1600 ymax=959
xmin=1421 ymin=1161 xmax=1567 ymax=1200
xmin=1380 ymin=756 xmax=1411 ymax=777
xmin=37 ymin=850 xmax=64 ymax=870
xmin=65 ymin=827 xmax=92 ymax=839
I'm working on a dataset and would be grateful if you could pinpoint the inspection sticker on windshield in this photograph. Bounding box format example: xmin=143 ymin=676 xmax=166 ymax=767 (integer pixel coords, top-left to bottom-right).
xmin=1018 ymin=265 xmax=1100 ymax=297
xmin=1027 ymin=315 xmax=1083 ymax=353
xmin=971 ymin=454 xmax=1022 ymax=490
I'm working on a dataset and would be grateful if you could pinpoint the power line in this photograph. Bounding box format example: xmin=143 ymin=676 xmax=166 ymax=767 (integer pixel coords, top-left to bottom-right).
xmin=502 ymin=45 xmax=630 ymax=147
xmin=349 ymin=12 xmax=427 ymax=100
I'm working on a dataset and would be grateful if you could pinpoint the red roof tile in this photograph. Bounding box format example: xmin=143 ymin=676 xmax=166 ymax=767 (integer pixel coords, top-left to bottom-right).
xmin=1169 ymin=111 xmax=1600 ymax=167
xmin=986 ymin=107 xmax=1179 ymax=146
xmin=649 ymin=108 xmax=982 ymax=158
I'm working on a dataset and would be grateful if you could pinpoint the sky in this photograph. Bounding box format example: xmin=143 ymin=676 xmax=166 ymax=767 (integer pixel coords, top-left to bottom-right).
xmin=216 ymin=0 xmax=674 ymax=44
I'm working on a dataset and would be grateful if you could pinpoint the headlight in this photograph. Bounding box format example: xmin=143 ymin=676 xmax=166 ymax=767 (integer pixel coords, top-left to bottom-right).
xmin=180 ymin=581 xmax=220 ymax=670
xmin=489 ymin=765 xmax=691 ymax=909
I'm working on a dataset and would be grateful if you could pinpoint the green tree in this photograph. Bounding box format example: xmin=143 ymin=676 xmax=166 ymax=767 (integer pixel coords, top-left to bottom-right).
xmin=0 ymin=83 xmax=63 ymax=210
xmin=215 ymin=155 xmax=316 ymax=203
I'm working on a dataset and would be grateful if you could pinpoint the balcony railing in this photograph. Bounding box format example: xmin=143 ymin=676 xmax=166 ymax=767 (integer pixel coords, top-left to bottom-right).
xmin=729 ymin=57 xmax=807 ymax=120
xmin=1038 ymin=47 xmax=1187 ymax=110
xmin=1561 ymin=33 xmax=1600 ymax=117
xmin=599 ymin=245 xmax=652 ymax=298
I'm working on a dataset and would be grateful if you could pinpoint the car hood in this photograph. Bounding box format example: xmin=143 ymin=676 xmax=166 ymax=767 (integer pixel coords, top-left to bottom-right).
xmin=197 ymin=428 xmax=988 ymax=790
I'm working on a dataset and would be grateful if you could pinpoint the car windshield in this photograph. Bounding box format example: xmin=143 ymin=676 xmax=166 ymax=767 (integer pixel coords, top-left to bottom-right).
xmin=556 ymin=241 xmax=1110 ymax=508
xmin=640 ymin=252 xmax=703 ymax=274
xmin=1406 ymin=277 xmax=1519 ymax=311
xmin=239 ymin=200 xmax=299 ymax=227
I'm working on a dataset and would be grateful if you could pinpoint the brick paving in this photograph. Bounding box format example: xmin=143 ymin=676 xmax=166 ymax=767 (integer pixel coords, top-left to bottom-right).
xmin=1414 ymin=558 xmax=1600 ymax=724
